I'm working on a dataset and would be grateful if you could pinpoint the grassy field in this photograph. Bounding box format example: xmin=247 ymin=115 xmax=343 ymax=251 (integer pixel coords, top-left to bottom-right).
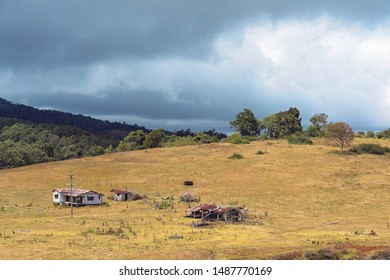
xmin=1 ymin=138 xmax=390 ymax=259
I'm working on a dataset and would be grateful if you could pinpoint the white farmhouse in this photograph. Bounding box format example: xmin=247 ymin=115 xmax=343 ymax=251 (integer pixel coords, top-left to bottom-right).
xmin=52 ymin=188 xmax=104 ymax=206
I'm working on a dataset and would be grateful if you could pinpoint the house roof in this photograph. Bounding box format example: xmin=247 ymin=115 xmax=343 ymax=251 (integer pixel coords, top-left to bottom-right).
xmin=187 ymin=204 xmax=219 ymax=212
xmin=110 ymin=189 xmax=132 ymax=194
xmin=52 ymin=188 xmax=104 ymax=197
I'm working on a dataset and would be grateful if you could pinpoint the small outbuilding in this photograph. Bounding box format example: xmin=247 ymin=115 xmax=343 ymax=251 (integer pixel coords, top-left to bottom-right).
xmin=52 ymin=188 xmax=104 ymax=206
xmin=110 ymin=189 xmax=142 ymax=201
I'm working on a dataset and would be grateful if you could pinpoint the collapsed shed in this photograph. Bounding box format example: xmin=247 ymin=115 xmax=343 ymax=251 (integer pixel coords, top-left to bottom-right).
xmin=203 ymin=207 xmax=244 ymax=222
xmin=186 ymin=204 xmax=244 ymax=222
xmin=186 ymin=204 xmax=219 ymax=219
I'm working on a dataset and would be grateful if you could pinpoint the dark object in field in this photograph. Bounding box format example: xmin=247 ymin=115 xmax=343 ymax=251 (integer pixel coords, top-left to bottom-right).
xmin=184 ymin=181 xmax=194 ymax=186
xmin=169 ymin=234 xmax=184 ymax=239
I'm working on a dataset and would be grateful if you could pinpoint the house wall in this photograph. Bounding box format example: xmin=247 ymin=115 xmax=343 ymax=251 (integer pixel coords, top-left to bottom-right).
xmin=52 ymin=191 xmax=61 ymax=205
xmin=52 ymin=190 xmax=103 ymax=206
xmin=113 ymin=192 xmax=132 ymax=201
xmin=81 ymin=192 xmax=103 ymax=205
xmin=113 ymin=193 xmax=124 ymax=201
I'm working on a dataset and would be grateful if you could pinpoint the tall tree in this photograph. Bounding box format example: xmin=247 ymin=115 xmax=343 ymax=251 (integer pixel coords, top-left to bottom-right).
xmin=310 ymin=113 xmax=328 ymax=130
xmin=117 ymin=130 xmax=147 ymax=151
xmin=230 ymin=109 xmax=262 ymax=136
xmin=144 ymin=129 xmax=166 ymax=148
xmin=263 ymin=107 xmax=303 ymax=138
xmin=326 ymin=122 xmax=355 ymax=153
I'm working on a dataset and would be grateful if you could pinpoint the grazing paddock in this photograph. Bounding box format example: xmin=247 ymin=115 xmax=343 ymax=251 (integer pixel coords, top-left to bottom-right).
xmin=0 ymin=139 xmax=390 ymax=259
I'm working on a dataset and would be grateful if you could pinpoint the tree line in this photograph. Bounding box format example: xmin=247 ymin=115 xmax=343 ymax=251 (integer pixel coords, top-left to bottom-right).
xmin=2 ymin=95 xmax=390 ymax=169
xmin=229 ymin=108 xmax=390 ymax=153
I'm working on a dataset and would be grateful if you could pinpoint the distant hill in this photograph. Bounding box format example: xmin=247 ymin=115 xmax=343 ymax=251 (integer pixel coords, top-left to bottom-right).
xmin=0 ymin=97 xmax=149 ymax=138
xmin=0 ymin=97 xmax=227 ymax=169
xmin=0 ymin=97 xmax=151 ymax=169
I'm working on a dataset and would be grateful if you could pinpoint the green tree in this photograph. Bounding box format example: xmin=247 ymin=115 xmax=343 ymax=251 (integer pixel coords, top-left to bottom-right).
xmin=366 ymin=131 xmax=376 ymax=138
xmin=0 ymin=141 xmax=24 ymax=168
xmin=263 ymin=107 xmax=303 ymax=138
xmin=310 ymin=113 xmax=328 ymax=130
xmin=144 ymin=129 xmax=166 ymax=149
xmin=230 ymin=109 xmax=263 ymax=136
xmin=326 ymin=122 xmax=355 ymax=153
xmin=117 ymin=130 xmax=146 ymax=151
xmin=308 ymin=113 xmax=328 ymax=137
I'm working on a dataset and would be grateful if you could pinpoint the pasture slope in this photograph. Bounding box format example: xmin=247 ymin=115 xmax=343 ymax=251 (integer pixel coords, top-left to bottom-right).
xmin=0 ymin=138 xmax=390 ymax=259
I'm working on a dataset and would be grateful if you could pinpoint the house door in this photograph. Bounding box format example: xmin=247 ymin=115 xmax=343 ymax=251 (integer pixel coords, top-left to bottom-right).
xmin=124 ymin=193 xmax=128 ymax=201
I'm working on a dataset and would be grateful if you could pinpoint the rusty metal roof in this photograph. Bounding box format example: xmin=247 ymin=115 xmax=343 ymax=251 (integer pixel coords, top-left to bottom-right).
xmin=52 ymin=188 xmax=103 ymax=197
xmin=187 ymin=204 xmax=219 ymax=212
xmin=110 ymin=189 xmax=132 ymax=194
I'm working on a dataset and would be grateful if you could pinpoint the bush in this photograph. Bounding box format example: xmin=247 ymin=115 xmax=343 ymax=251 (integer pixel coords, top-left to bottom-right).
xmin=304 ymin=249 xmax=339 ymax=260
xmin=366 ymin=131 xmax=376 ymax=138
xmin=349 ymin=143 xmax=386 ymax=155
xmin=228 ymin=153 xmax=244 ymax=159
xmin=356 ymin=131 xmax=365 ymax=138
xmin=288 ymin=134 xmax=313 ymax=145
xmin=228 ymin=133 xmax=250 ymax=144
xmin=256 ymin=150 xmax=266 ymax=155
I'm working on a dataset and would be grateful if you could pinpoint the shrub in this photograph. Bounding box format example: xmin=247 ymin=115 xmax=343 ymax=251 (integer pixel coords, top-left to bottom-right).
xmin=349 ymin=143 xmax=386 ymax=155
xmin=288 ymin=134 xmax=313 ymax=145
xmin=256 ymin=150 xmax=266 ymax=155
xmin=356 ymin=131 xmax=365 ymax=138
xmin=228 ymin=133 xmax=250 ymax=144
xmin=304 ymin=249 xmax=339 ymax=260
xmin=228 ymin=153 xmax=244 ymax=159
xmin=366 ymin=131 xmax=376 ymax=138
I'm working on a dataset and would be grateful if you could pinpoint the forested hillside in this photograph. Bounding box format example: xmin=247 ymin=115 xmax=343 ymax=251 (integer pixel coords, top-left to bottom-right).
xmin=0 ymin=97 xmax=147 ymax=136
xmin=0 ymin=98 xmax=149 ymax=169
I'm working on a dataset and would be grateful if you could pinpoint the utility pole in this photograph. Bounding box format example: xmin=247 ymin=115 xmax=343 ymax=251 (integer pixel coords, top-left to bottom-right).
xmin=69 ymin=175 xmax=74 ymax=218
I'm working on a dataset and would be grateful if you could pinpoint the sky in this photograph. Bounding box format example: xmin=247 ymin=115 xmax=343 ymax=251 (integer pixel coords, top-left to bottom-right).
xmin=1 ymin=0 xmax=390 ymax=133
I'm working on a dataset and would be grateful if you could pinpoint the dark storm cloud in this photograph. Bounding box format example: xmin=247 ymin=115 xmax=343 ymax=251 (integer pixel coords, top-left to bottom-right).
xmin=1 ymin=0 xmax=389 ymax=70
xmin=1 ymin=0 xmax=390 ymax=132
xmin=26 ymin=85 xmax=262 ymax=122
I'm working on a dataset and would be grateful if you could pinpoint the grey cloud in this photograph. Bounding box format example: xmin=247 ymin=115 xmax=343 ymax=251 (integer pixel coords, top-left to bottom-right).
xmin=1 ymin=0 xmax=389 ymax=70
xmin=24 ymin=85 xmax=264 ymax=122
xmin=2 ymin=1 xmax=390 ymax=133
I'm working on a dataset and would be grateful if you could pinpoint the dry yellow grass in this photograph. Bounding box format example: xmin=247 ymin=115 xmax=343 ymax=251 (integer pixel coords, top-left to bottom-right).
xmin=1 ymin=138 xmax=390 ymax=259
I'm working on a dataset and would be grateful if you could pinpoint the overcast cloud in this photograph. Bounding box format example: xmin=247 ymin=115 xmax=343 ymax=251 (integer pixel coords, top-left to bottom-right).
xmin=1 ymin=0 xmax=390 ymax=132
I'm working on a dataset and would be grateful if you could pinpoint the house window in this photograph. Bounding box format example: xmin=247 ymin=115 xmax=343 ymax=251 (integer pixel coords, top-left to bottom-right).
xmin=87 ymin=196 xmax=95 ymax=201
xmin=98 ymin=196 xmax=101 ymax=199
xmin=65 ymin=196 xmax=70 ymax=202
xmin=54 ymin=194 xmax=59 ymax=199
